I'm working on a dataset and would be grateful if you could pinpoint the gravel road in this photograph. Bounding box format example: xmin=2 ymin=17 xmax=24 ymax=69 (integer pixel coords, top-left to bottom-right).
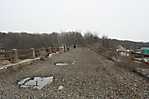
xmin=0 ymin=48 xmax=149 ymax=99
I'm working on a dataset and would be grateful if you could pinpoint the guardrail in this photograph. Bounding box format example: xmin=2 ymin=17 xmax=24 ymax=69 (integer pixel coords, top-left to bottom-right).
xmin=0 ymin=47 xmax=64 ymax=63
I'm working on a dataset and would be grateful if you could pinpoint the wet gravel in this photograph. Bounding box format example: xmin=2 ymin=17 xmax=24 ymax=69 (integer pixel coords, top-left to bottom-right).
xmin=0 ymin=48 xmax=149 ymax=99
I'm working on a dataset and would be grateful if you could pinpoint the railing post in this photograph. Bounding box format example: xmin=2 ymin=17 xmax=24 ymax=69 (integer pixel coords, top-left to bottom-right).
xmin=39 ymin=48 xmax=47 ymax=60
xmin=12 ymin=49 xmax=18 ymax=62
xmin=31 ymin=48 xmax=36 ymax=58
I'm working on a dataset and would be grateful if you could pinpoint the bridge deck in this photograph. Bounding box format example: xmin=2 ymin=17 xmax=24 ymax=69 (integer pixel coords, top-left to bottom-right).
xmin=0 ymin=48 xmax=148 ymax=98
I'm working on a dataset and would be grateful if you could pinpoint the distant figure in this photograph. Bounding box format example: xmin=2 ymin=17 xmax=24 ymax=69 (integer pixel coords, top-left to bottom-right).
xmin=74 ymin=44 xmax=76 ymax=48
xmin=67 ymin=47 xmax=69 ymax=51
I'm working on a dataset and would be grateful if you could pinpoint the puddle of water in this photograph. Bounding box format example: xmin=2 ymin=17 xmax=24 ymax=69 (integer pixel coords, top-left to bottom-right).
xmin=55 ymin=62 xmax=68 ymax=66
xmin=18 ymin=76 xmax=53 ymax=89
xmin=55 ymin=61 xmax=76 ymax=66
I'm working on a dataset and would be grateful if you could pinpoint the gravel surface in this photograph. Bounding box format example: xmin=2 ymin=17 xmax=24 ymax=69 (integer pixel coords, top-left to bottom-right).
xmin=0 ymin=48 xmax=149 ymax=99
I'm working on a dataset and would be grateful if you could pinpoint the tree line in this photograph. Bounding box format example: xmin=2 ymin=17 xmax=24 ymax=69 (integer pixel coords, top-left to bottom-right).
xmin=0 ymin=32 xmax=99 ymax=49
xmin=0 ymin=32 xmax=149 ymax=50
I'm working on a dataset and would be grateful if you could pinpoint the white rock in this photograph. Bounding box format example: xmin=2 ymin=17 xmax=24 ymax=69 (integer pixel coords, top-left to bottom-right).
xmin=48 ymin=54 xmax=53 ymax=58
xmin=58 ymin=85 xmax=64 ymax=90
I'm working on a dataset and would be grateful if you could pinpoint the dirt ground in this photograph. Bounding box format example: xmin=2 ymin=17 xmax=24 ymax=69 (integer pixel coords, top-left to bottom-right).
xmin=0 ymin=47 xmax=149 ymax=99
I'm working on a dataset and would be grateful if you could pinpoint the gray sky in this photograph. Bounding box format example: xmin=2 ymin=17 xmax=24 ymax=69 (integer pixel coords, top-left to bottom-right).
xmin=0 ymin=0 xmax=149 ymax=41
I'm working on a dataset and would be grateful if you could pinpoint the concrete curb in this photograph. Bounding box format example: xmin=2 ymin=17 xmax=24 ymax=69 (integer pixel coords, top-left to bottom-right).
xmin=0 ymin=57 xmax=40 ymax=72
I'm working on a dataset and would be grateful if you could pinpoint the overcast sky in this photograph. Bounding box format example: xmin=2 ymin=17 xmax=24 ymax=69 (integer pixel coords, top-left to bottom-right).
xmin=0 ymin=0 xmax=149 ymax=41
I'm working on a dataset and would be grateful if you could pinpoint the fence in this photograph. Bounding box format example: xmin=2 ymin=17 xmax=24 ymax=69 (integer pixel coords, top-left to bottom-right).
xmin=0 ymin=47 xmax=64 ymax=63
xmin=17 ymin=48 xmax=35 ymax=59
xmin=0 ymin=49 xmax=14 ymax=60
